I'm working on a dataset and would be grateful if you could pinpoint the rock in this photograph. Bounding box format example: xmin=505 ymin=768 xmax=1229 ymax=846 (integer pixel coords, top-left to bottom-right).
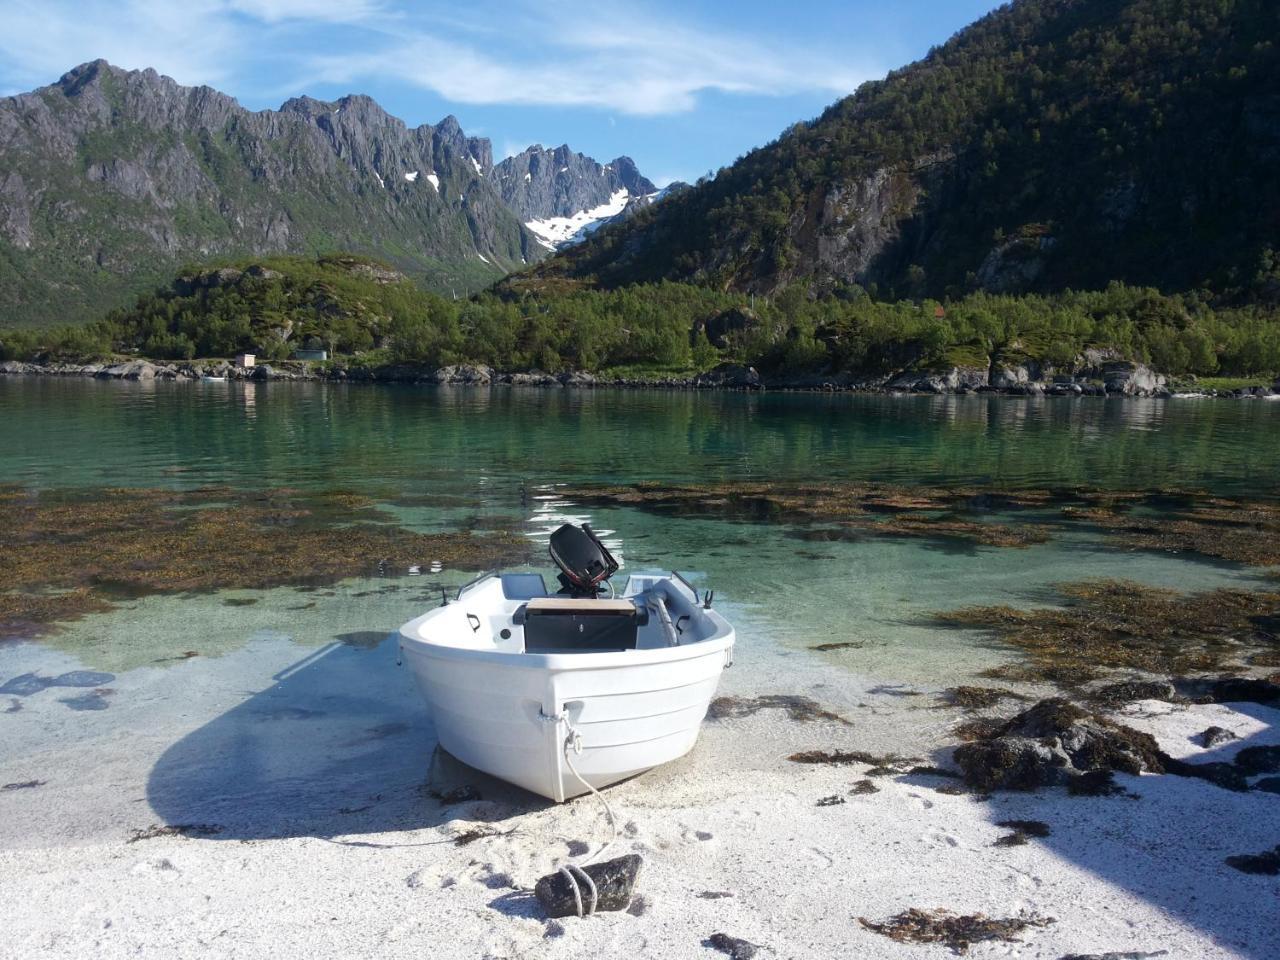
xmin=1203 ymin=676 xmax=1280 ymax=706
xmin=1196 ymin=725 xmax=1237 ymax=748
xmin=533 ymin=854 xmax=642 ymax=918
xmin=0 ymin=360 xmax=32 ymax=374
xmin=1253 ymin=776 xmax=1280 ymax=794
xmin=693 ymin=307 xmax=760 ymax=350
xmin=1102 ymin=361 xmax=1166 ymax=397
xmin=694 ymin=363 xmax=761 ymax=389
xmin=1159 ymin=757 xmax=1249 ymax=792
xmin=1224 ymin=844 xmax=1280 ymax=875
xmin=557 ymin=370 xmax=597 ymax=387
xmin=1232 ymin=744 xmax=1280 ymax=776
xmin=953 ymin=698 xmax=1165 ymax=792
xmin=704 ymin=932 xmax=762 ymax=959
xmin=432 ymin=363 xmax=492 ymax=385
xmin=99 ymin=360 xmax=158 ymax=380
xmin=1059 ymin=951 xmax=1170 ymax=959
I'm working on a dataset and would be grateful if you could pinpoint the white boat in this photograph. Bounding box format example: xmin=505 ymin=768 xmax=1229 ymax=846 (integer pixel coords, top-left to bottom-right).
xmin=398 ymin=523 xmax=735 ymax=801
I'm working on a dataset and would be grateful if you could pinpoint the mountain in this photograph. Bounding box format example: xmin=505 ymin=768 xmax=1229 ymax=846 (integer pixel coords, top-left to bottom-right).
xmin=490 ymin=145 xmax=659 ymax=249
xmin=541 ymin=0 xmax=1280 ymax=302
xmin=0 ymin=60 xmax=544 ymax=326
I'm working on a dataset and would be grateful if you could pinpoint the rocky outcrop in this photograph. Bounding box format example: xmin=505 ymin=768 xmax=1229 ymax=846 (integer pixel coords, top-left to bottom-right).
xmin=694 ymin=363 xmax=762 ymax=389
xmin=888 ymin=365 xmax=988 ymax=393
xmin=1102 ymin=361 xmax=1166 ymax=396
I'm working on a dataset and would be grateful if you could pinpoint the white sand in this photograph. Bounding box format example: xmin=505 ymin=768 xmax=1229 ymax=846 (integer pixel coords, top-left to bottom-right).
xmin=3 ymin=632 xmax=1278 ymax=959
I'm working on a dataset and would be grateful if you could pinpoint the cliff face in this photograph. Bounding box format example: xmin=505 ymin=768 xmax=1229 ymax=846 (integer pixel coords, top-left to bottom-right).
xmin=542 ymin=0 xmax=1280 ymax=301
xmin=0 ymin=61 xmax=542 ymax=325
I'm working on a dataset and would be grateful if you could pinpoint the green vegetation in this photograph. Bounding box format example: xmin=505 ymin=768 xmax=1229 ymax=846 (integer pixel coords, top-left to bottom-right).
xmin=546 ymin=0 xmax=1280 ymax=304
xmin=2 ymin=254 xmax=1278 ymax=379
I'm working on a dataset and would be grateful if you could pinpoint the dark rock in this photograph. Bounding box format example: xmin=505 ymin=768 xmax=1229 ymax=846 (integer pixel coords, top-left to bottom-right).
xmin=694 ymin=307 xmax=760 ymax=350
xmin=1159 ymin=757 xmax=1250 ymax=792
xmin=953 ymin=698 xmax=1164 ymax=792
xmin=996 ymin=819 xmax=1051 ymax=837
xmin=1204 ymin=677 xmax=1280 ymax=706
xmin=704 ymin=932 xmax=762 ymax=959
xmin=1067 ymin=770 xmax=1126 ymax=796
xmin=533 ymin=854 xmax=642 ymax=918
xmin=1196 ymin=725 xmax=1238 ymax=748
xmin=694 ymin=363 xmax=761 ymax=390
xmin=816 ymin=795 xmax=846 ymax=807
xmin=850 ymin=780 xmax=880 ymax=795
xmin=1224 ymin=844 xmax=1280 ymax=875
xmin=1232 ymin=744 xmax=1280 ymax=776
xmin=1253 ymin=776 xmax=1280 ymax=794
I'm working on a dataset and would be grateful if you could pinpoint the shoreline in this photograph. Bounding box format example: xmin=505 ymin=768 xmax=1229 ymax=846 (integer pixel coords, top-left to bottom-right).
xmin=4 ymin=358 xmax=1279 ymax=399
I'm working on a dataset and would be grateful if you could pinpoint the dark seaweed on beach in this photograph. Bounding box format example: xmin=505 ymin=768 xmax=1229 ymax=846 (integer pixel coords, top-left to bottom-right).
xmin=128 ymin=823 xmax=223 ymax=843
xmin=708 ymin=695 xmax=850 ymax=725
xmin=858 ymin=907 xmax=1054 ymax=954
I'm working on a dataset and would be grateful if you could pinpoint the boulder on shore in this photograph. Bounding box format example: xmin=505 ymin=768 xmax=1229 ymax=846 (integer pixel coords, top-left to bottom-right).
xmin=953 ymin=698 xmax=1165 ymax=791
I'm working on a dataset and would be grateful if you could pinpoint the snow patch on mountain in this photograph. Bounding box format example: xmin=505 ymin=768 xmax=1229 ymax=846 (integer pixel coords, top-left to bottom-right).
xmin=524 ymin=188 xmax=635 ymax=250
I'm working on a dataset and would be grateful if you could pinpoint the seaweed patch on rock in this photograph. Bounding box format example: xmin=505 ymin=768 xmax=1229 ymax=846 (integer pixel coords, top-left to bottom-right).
xmin=953 ymin=698 xmax=1165 ymax=792
xmin=858 ymin=907 xmax=1053 ymax=953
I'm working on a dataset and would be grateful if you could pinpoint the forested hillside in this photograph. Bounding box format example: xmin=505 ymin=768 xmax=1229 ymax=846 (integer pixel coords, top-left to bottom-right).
xmin=543 ymin=0 xmax=1280 ymax=304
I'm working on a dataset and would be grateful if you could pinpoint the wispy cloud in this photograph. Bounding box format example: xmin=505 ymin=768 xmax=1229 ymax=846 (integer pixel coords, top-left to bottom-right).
xmin=0 ymin=0 xmax=877 ymax=114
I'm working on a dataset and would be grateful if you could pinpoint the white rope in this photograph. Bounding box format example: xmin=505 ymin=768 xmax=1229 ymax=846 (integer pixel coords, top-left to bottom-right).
xmin=561 ymin=718 xmax=619 ymax=866
xmin=557 ymin=863 xmax=598 ymax=917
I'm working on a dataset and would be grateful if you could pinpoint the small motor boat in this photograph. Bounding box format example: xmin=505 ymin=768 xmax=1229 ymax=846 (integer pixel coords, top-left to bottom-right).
xmin=399 ymin=523 xmax=735 ymax=801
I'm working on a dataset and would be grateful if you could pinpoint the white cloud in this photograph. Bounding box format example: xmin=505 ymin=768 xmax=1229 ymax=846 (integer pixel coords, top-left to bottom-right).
xmin=298 ymin=3 xmax=872 ymax=116
xmin=0 ymin=0 xmax=878 ymax=115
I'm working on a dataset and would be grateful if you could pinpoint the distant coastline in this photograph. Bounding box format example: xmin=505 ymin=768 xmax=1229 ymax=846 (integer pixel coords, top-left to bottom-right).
xmin=4 ymin=358 xmax=1279 ymax=399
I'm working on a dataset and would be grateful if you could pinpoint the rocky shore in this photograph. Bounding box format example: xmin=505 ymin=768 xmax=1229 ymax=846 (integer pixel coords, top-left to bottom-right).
xmin=3 ymin=357 xmax=1278 ymax=398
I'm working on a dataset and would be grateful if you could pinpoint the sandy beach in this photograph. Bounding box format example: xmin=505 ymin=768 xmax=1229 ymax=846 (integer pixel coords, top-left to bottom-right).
xmin=4 ymin=610 xmax=1277 ymax=960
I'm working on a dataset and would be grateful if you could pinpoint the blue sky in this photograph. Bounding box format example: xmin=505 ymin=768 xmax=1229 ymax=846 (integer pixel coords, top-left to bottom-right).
xmin=0 ymin=0 xmax=1003 ymax=184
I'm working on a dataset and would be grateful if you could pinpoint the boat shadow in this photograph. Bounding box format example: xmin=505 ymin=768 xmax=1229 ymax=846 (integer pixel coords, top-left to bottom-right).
xmin=146 ymin=636 xmax=549 ymax=841
xmin=902 ymin=699 xmax=1280 ymax=959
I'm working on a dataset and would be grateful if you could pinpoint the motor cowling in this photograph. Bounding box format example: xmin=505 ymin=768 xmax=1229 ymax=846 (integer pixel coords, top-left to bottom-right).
xmin=548 ymin=523 xmax=619 ymax=595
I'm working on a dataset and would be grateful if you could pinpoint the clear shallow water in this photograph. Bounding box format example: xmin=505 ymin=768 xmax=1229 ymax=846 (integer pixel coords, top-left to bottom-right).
xmin=1 ymin=378 xmax=1278 ymax=827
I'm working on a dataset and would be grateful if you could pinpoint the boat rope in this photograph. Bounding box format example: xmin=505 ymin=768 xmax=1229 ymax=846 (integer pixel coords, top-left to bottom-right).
xmin=557 ymin=863 xmax=598 ymax=917
xmin=560 ymin=715 xmax=619 ymax=867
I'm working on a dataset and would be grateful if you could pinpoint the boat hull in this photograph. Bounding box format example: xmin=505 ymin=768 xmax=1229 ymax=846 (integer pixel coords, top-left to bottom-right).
xmin=401 ymin=637 xmax=732 ymax=801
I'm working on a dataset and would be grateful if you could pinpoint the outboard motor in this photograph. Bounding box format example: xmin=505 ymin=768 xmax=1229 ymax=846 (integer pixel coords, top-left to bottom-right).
xmin=549 ymin=523 xmax=619 ymax=596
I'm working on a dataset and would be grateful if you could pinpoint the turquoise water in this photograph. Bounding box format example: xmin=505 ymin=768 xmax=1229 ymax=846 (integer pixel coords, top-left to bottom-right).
xmin=4 ymin=378 xmax=1280 ymax=494
xmin=1 ymin=377 xmax=1277 ymax=852
xmin=1 ymin=376 xmax=1275 ymax=675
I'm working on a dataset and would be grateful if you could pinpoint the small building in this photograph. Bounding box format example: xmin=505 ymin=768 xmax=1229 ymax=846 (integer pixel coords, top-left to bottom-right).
xmin=292 ymin=349 xmax=329 ymax=362
xmin=235 ymin=353 xmax=256 ymax=369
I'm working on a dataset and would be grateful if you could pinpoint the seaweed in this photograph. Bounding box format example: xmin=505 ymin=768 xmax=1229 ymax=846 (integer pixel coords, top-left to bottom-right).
xmin=559 ymin=481 xmax=1280 ymax=566
xmin=858 ymin=908 xmax=1053 ymax=953
xmin=937 ymin=579 xmax=1280 ymax=685
xmin=788 ymin=750 xmax=919 ymax=767
xmin=128 ymin=823 xmax=223 ymax=842
xmin=942 ymin=686 xmax=1027 ymax=709
xmin=708 ymin=695 xmax=850 ymax=725
xmin=0 ymin=486 xmax=530 ymax=638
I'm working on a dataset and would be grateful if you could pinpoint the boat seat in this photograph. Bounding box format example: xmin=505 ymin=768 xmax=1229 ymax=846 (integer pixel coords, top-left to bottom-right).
xmin=519 ymin=598 xmax=644 ymax=652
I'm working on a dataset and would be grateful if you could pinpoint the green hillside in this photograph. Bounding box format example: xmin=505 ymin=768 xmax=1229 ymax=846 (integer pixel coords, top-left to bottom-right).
xmin=543 ymin=0 xmax=1280 ymax=303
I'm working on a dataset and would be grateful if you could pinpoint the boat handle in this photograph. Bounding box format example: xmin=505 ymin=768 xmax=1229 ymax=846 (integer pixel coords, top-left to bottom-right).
xmin=703 ymin=590 xmax=714 ymax=609
xmin=455 ymin=570 xmax=497 ymax=600
xmin=675 ymin=614 xmax=689 ymax=637
xmin=671 ymin=570 xmax=699 ymax=602
xmin=466 ymin=613 xmax=481 ymax=633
